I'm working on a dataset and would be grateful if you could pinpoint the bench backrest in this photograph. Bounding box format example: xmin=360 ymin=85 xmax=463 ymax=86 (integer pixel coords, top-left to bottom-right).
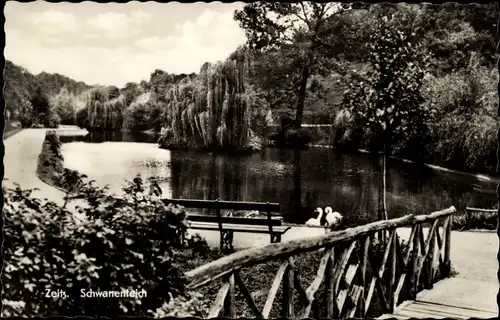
xmin=186 ymin=214 xmax=283 ymax=226
xmin=162 ymin=198 xmax=282 ymax=234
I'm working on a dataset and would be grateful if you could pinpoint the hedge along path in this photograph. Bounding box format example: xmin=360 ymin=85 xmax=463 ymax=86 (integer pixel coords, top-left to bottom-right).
xmin=185 ymin=206 xmax=456 ymax=319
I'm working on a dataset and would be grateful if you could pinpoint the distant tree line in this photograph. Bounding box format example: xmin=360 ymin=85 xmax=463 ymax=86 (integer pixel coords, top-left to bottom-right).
xmin=4 ymin=2 xmax=499 ymax=172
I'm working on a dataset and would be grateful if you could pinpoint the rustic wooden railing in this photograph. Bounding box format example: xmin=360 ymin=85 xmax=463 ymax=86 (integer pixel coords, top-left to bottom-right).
xmin=185 ymin=206 xmax=456 ymax=319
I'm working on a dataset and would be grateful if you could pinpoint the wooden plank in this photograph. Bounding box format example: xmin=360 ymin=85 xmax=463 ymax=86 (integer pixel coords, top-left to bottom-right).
xmin=359 ymin=236 xmax=370 ymax=318
xmin=281 ymin=257 xmax=294 ymax=318
xmin=403 ymin=226 xmax=416 ymax=265
xmin=405 ymin=301 xmax=496 ymax=319
xmin=293 ymin=273 xmax=310 ymax=305
xmin=189 ymin=222 xmax=291 ymax=233
xmin=186 ymin=207 xmax=457 ymax=289
xmin=208 ymin=282 xmax=230 ymax=318
xmin=306 ymin=250 xmax=332 ymax=299
xmin=262 ymin=260 xmax=288 ymax=318
xmin=234 ymin=272 xmax=263 ymax=318
xmin=300 ymin=250 xmax=332 ymax=318
xmin=378 ymin=313 xmax=408 ymax=320
xmin=346 ymin=285 xmax=363 ymax=319
xmin=444 ymin=216 xmax=452 ymax=277
xmin=425 ymin=224 xmax=437 ymax=289
xmin=366 ymin=247 xmax=391 ymax=312
xmin=378 ymin=231 xmax=394 ymax=279
xmin=163 ymin=198 xmax=280 ymax=211
xmin=187 ymin=214 xmax=283 ymax=226
xmin=224 ymin=273 xmax=236 ymax=318
xmin=396 ymin=308 xmax=447 ymax=319
xmin=324 ymin=247 xmax=336 ymax=318
xmin=364 ymin=278 xmax=377 ymax=315
xmin=410 ymin=224 xmax=420 ymax=298
xmin=333 ymin=242 xmax=357 ymax=293
xmin=336 ymin=263 xmax=359 ymax=314
xmin=388 ymin=230 xmax=397 ymax=311
xmin=413 ymin=300 xmax=498 ymax=318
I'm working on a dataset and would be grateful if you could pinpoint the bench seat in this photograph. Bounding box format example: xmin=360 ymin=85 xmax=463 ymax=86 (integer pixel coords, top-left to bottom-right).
xmin=189 ymin=221 xmax=291 ymax=234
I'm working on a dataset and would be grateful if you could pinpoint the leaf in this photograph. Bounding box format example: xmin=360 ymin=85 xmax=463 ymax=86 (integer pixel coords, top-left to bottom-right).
xmin=125 ymin=238 xmax=133 ymax=245
xmin=129 ymin=250 xmax=144 ymax=260
xmin=13 ymin=245 xmax=26 ymax=256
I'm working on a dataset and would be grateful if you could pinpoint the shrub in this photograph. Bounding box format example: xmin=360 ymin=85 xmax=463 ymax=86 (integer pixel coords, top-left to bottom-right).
xmin=426 ymin=53 xmax=498 ymax=173
xmin=2 ymin=173 xmax=208 ymax=317
xmin=36 ymin=130 xmax=64 ymax=187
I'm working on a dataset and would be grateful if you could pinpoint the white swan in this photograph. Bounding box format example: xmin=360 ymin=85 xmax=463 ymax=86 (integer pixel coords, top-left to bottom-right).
xmin=324 ymin=206 xmax=343 ymax=227
xmin=306 ymin=207 xmax=324 ymax=226
xmin=243 ymin=210 xmax=260 ymax=218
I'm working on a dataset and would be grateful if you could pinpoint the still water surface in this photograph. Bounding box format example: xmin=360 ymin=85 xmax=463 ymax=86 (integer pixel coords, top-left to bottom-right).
xmin=60 ymin=132 xmax=497 ymax=224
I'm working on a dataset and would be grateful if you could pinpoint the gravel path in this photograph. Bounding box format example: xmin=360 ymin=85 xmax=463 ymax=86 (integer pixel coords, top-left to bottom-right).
xmin=397 ymin=227 xmax=498 ymax=283
xmin=4 ymin=128 xmax=87 ymax=219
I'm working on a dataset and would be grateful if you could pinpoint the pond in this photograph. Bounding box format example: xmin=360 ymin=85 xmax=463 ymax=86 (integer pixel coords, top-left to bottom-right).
xmin=60 ymin=131 xmax=498 ymax=224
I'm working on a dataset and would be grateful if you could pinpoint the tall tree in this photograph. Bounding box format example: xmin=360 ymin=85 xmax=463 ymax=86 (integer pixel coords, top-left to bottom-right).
xmin=343 ymin=14 xmax=434 ymax=224
xmin=234 ymin=2 xmax=350 ymax=128
xmin=30 ymin=87 xmax=51 ymax=125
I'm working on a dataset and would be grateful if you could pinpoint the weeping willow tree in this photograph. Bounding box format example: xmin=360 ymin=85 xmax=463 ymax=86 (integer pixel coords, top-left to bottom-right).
xmin=76 ymin=87 xmax=126 ymax=131
xmin=159 ymin=56 xmax=261 ymax=151
xmin=123 ymin=92 xmax=163 ymax=132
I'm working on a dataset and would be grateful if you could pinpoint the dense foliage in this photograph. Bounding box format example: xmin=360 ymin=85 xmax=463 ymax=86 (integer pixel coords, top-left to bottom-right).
xmin=5 ymin=3 xmax=499 ymax=172
xmin=4 ymin=60 xmax=92 ymax=128
xmin=234 ymin=2 xmax=499 ymax=173
xmin=76 ymin=87 xmax=127 ymax=131
xmin=2 ymin=173 xmax=210 ymax=317
xmin=158 ymin=56 xmax=262 ymax=151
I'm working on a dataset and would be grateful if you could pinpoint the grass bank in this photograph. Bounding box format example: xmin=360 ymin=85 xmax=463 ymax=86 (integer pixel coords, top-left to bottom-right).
xmin=3 ymin=121 xmax=23 ymax=140
xmin=36 ymin=130 xmax=66 ymax=190
xmin=451 ymin=208 xmax=497 ymax=231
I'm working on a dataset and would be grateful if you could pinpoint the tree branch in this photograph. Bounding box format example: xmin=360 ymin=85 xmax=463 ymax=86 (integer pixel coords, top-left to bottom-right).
xmin=299 ymin=2 xmax=312 ymax=29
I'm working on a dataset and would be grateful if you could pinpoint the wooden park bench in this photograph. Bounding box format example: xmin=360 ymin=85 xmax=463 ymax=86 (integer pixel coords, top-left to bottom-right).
xmin=162 ymin=198 xmax=291 ymax=251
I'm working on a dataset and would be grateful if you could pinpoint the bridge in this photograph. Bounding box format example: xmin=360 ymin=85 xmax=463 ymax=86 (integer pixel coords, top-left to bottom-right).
xmin=184 ymin=206 xmax=498 ymax=319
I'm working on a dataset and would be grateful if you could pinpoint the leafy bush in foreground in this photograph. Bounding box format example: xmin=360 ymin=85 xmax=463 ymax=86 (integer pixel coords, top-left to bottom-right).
xmin=2 ymin=174 xmax=208 ymax=317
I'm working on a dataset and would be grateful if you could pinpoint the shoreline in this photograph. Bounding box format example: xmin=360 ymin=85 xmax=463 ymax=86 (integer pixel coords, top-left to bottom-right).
xmin=79 ymin=127 xmax=496 ymax=183
xmin=308 ymin=144 xmax=499 ymax=184
xmin=3 ymin=128 xmax=23 ymax=140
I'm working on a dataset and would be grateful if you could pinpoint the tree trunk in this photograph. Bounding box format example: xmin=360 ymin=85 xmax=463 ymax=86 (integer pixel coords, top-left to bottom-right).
xmin=294 ymin=65 xmax=311 ymax=129
xmin=292 ymin=148 xmax=302 ymax=220
xmin=495 ymin=9 xmax=500 ymax=311
xmin=378 ymin=144 xmax=388 ymax=241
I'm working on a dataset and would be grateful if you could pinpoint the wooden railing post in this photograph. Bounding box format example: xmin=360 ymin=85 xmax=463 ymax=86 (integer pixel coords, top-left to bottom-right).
xmin=444 ymin=216 xmax=452 ymax=278
xmin=185 ymin=207 xmax=457 ymax=318
xmin=387 ymin=229 xmax=397 ymax=312
xmin=359 ymin=236 xmax=370 ymax=318
xmin=223 ymin=273 xmax=236 ymax=318
xmin=425 ymin=223 xmax=437 ymax=289
xmin=282 ymin=257 xmax=295 ymax=318
xmin=410 ymin=224 xmax=420 ymax=299
xmin=325 ymin=246 xmax=336 ymax=318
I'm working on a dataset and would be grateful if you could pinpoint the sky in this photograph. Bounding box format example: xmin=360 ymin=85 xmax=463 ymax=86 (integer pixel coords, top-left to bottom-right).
xmin=4 ymin=1 xmax=247 ymax=87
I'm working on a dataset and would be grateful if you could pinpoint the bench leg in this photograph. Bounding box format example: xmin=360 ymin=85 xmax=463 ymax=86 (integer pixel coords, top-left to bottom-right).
xmin=271 ymin=233 xmax=281 ymax=243
xmin=221 ymin=230 xmax=234 ymax=252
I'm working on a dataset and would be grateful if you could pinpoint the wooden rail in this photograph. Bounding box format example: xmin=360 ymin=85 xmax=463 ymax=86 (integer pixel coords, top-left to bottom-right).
xmin=185 ymin=206 xmax=456 ymax=319
xmin=162 ymin=198 xmax=280 ymax=211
